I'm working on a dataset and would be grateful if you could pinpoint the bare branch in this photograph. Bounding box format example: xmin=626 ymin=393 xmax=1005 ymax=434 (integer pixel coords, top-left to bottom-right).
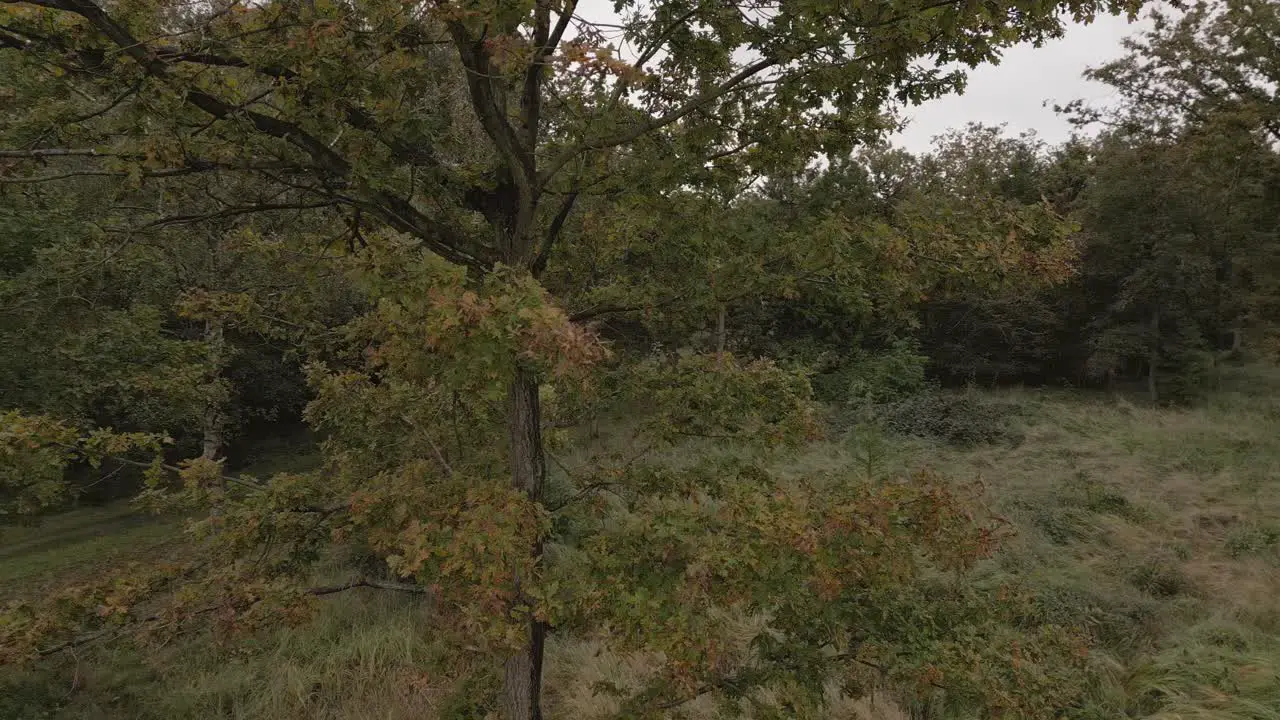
xmin=58 ymin=82 xmax=142 ymax=124
xmin=155 ymin=48 xmax=297 ymax=79
xmin=426 ymin=434 xmax=455 ymax=478
xmin=521 ymin=0 xmax=577 ymax=150
xmin=113 ymin=200 xmax=342 ymax=232
xmin=704 ymin=138 xmax=761 ymax=163
xmin=635 ymin=7 xmax=700 ymax=70
xmin=0 ymin=148 xmax=131 ymax=158
xmin=0 ymin=165 xmax=216 ymax=184
xmin=306 ymin=577 xmax=432 ymax=596
xmin=546 ymin=0 xmax=578 ymax=51
xmin=0 ymin=26 xmax=30 ymax=50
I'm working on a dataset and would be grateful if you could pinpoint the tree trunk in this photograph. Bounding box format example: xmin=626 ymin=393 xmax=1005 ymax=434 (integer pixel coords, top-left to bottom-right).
xmin=1148 ymin=310 xmax=1160 ymax=404
xmin=1212 ymin=326 xmax=1243 ymax=390
xmin=501 ymin=621 xmax=546 ymax=720
xmin=201 ymin=317 xmax=226 ymax=462
xmin=202 ymin=317 xmax=227 ymax=530
xmin=716 ymin=302 xmax=727 ymax=365
xmin=501 ymin=364 xmax=547 ymax=720
xmin=1228 ymin=326 xmax=1243 ymax=357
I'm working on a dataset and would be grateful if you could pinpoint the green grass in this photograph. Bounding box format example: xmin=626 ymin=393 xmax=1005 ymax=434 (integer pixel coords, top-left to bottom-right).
xmin=0 ymin=590 xmax=466 ymax=720
xmin=5 ymin=365 xmax=1280 ymax=718
xmin=0 ymin=504 xmax=182 ymax=602
xmin=231 ymin=428 xmax=323 ymax=479
xmin=0 ymin=433 xmax=317 ymax=603
xmin=891 ymin=364 xmax=1280 ymax=719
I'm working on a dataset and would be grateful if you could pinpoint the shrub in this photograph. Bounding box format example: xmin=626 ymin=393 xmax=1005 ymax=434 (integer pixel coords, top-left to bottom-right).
xmin=883 ymin=391 xmax=1015 ymax=446
xmin=812 ymin=339 xmax=928 ymax=405
xmin=1224 ymin=523 xmax=1280 ymax=558
xmin=1128 ymin=556 xmax=1189 ymax=598
xmin=1159 ymin=320 xmax=1215 ymax=405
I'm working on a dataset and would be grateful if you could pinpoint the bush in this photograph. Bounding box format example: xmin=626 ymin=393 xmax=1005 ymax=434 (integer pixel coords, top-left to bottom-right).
xmin=1127 ymin=556 xmax=1190 ymax=598
xmin=883 ymin=391 xmax=1015 ymax=446
xmin=1224 ymin=523 xmax=1280 ymax=558
xmin=812 ymin=339 xmax=928 ymax=404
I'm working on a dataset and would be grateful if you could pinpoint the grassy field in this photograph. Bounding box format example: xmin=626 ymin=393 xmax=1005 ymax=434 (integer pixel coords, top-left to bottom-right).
xmin=0 ymin=505 xmax=181 ymax=603
xmin=4 ymin=366 xmax=1280 ymax=718
xmin=924 ymin=369 xmax=1280 ymax=719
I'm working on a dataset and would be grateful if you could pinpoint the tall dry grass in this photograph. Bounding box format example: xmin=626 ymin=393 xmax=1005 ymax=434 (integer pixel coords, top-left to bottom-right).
xmin=6 ymin=365 xmax=1280 ymax=718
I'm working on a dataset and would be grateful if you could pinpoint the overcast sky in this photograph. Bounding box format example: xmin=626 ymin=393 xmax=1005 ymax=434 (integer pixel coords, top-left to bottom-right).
xmin=891 ymin=13 xmax=1150 ymax=152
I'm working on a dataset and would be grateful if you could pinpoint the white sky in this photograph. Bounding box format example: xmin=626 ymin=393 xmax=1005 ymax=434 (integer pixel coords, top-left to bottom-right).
xmin=891 ymin=13 xmax=1151 ymax=152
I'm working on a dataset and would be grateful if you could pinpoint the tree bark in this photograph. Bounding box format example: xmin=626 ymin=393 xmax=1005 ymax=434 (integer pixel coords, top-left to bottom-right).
xmin=501 ymin=620 xmax=546 ymax=720
xmin=501 ymin=363 xmax=547 ymax=720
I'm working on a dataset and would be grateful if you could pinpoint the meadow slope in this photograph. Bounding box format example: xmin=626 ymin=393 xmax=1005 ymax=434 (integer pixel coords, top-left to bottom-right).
xmin=4 ymin=367 xmax=1280 ymax=719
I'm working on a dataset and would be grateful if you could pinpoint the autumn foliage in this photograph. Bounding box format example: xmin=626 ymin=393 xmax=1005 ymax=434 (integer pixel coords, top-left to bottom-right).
xmin=17 ymin=0 xmax=1276 ymax=716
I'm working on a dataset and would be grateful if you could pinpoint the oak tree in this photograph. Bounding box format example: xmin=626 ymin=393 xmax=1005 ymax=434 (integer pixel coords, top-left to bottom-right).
xmin=1 ymin=0 xmax=1140 ymax=715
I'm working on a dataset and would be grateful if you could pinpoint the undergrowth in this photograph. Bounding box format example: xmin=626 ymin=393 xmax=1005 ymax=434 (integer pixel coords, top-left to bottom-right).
xmin=4 ymin=364 xmax=1280 ymax=718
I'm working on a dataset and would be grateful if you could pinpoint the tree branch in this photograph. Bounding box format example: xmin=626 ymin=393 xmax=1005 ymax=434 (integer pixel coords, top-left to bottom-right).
xmin=38 ymin=576 xmax=428 ymax=656
xmin=546 ymin=0 xmax=577 ymax=51
xmin=531 ymin=189 xmax=578 ymax=277
xmin=111 ymin=200 xmax=340 ymax=232
xmin=0 ymin=148 xmax=131 ymax=158
xmin=568 ymin=291 xmax=690 ymax=322
xmin=0 ymin=162 xmax=233 ymax=184
xmin=306 ymin=577 xmax=432 ymax=596
xmin=60 ymin=82 xmax=141 ymax=124
xmin=540 ymin=56 xmax=779 ymax=185
xmin=8 ymin=0 xmax=488 ymax=270
xmin=704 ymin=138 xmax=761 ymax=163
xmin=51 ymin=444 xmax=264 ymax=492
xmin=0 ymin=25 xmax=29 ymax=50
xmin=154 ymin=48 xmax=297 ymax=79
xmin=447 ymin=20 xmax=535 ymax=183
xmin=521 ymin=0 xmax=551 ymax=150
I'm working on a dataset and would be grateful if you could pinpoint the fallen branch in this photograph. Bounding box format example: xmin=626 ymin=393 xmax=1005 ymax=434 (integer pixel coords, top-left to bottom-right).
xmin=306 ymin=577 xmax=433 ymax=596
xmin=38 ymin=577 xmax=430 ymax=656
